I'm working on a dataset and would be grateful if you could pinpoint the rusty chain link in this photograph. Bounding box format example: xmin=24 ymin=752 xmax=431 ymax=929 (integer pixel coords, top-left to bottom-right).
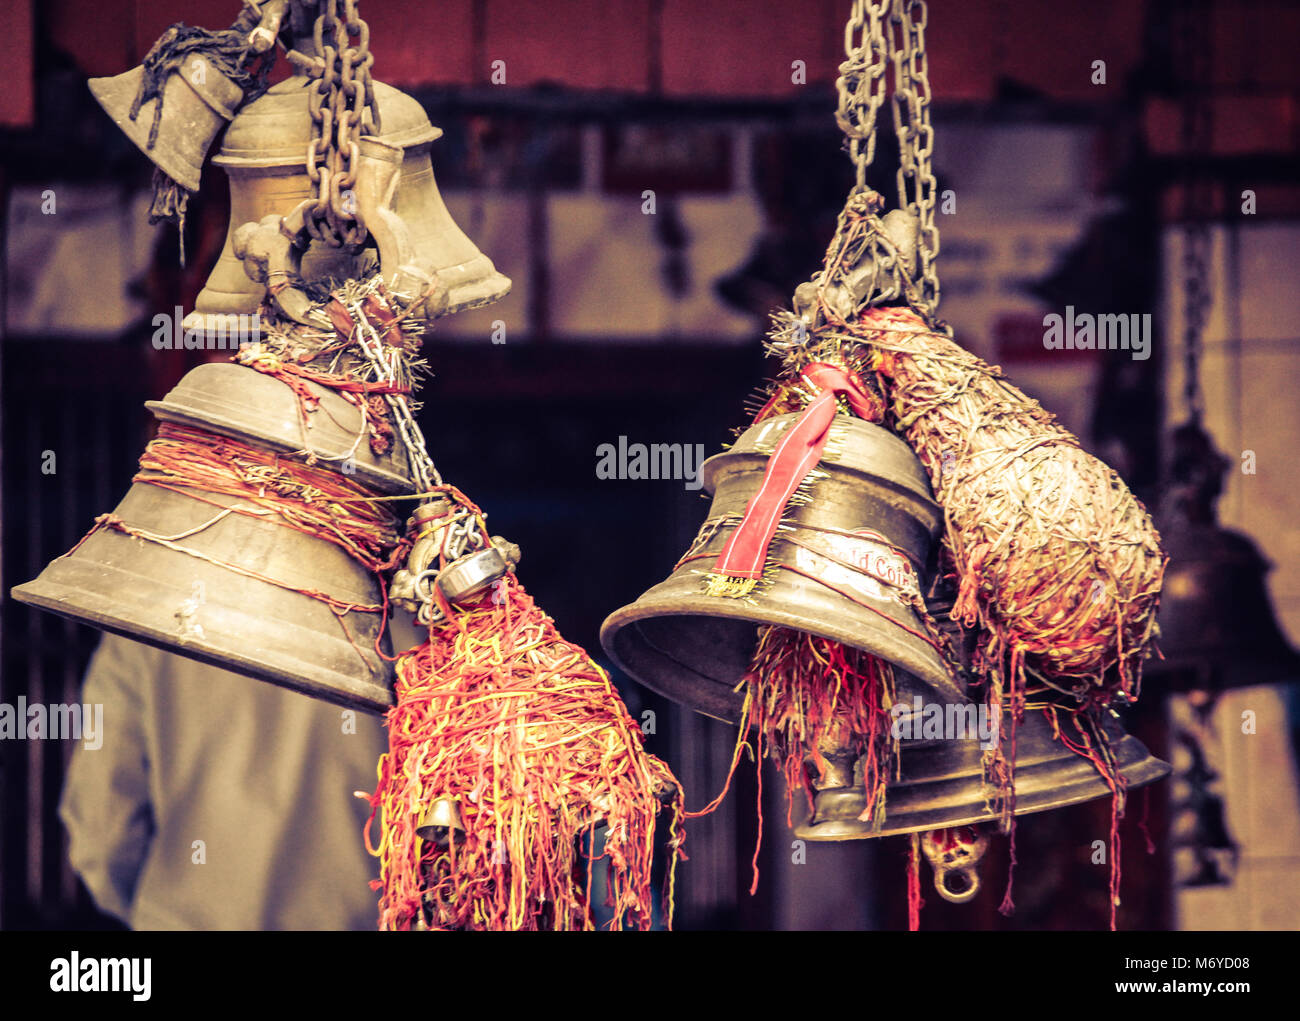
xmin=286 ymin=0 xmax=381 ymax=248
xmin=835 ymin=0 xmax=892 ymax=193
xmin=835 ymin=0 xmax=942 ymax=315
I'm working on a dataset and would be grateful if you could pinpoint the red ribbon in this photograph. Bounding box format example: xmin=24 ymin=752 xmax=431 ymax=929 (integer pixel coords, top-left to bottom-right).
xmin=710 ymin=363 xmax=879 ymax=587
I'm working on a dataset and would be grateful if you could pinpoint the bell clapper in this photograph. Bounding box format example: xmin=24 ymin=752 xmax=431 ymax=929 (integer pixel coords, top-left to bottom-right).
xmin=921 ymin=826 xmax=990 ymax=905
xmin=810 ymin=721 xmax=858 ymax=792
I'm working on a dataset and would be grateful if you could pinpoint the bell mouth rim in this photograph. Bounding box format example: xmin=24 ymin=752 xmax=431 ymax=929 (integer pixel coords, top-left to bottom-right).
xmin=792 ymin=721 xmax=1172 ymax=841
xmin=10 ymin=577 xmax=395 ymax=716
xmin=600 ymin=594 xmax=968 ymax=726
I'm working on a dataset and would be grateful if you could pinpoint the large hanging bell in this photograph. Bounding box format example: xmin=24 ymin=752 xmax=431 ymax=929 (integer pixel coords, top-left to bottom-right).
xmin=1148 ymin=419 xmax=1300 ymax=693
xmin=183 ymin=77 xmax=511 ymax=339
xmin=795 ymin=599 xmax=1172 ymax=841
xmin=11 ymin=362 xmax=413 ymax=714
xmin=601 ymin=412 xmax=967 ymax=722
xmin=1150 ymin=514 xmax=1300 ymax=692
xmin=88 ymin=53 xmax=245 ymax=193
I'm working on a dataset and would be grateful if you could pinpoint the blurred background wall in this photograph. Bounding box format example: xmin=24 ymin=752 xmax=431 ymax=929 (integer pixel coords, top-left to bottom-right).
xmin=1 ymin=0 xmax=1298 ymax=930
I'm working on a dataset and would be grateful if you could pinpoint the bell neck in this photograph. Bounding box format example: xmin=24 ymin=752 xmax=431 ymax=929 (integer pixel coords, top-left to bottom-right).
xmin=1161 ymin=418 xmax=1230 ymax=528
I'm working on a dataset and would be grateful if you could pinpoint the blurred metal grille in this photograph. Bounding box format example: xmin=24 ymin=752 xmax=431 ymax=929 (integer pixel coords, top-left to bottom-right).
xmin=1 ymin=338 xmax=147 ymax=928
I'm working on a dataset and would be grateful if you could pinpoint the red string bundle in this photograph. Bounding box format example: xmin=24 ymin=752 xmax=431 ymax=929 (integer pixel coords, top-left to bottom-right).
xmin=135 ymin=422 xmax=406 ymax=574
xmin=691 ymin=627 xmax=897 ymax=896
xmin=367 ymin=575 xmax=684 ymax=931
xmin=748 ymin=626 xmax=897 ymax=828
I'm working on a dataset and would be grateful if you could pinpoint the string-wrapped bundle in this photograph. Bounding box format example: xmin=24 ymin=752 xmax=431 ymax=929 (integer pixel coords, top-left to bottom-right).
xmin=368 ymin=575 xmax=684 ymax=931
xmin=235 ymin=278 xmax=684 ymax=930
xmin=823 ymin=304 xmax=1166 ymax=704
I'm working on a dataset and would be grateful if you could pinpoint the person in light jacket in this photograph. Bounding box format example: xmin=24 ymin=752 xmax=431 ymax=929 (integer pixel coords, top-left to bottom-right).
xmin=60 ymin=633 xmax=392 ymax=930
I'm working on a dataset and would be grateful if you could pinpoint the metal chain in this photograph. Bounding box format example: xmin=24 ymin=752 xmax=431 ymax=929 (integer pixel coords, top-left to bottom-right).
xmin=1179 ymin=0 xmax=1214 ymax=424
xmin=343 ymin=291 xmax=441 ymax=493
xmin=287 ymin=0 xmax=381 ymax=248
xmin=835 ymin=0 xmax=892 ymax=193
xmin=834 ymin=0 xmax=941 ymax=315
xmin=889 ymin=0 xmax=940 ymax=311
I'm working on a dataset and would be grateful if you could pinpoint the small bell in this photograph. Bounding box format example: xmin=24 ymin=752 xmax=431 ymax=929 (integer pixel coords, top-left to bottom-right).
xmin=183 ymin=77 xmax=511 ymax=340
xmin=416 ymin=798 xmax=466 ymax=847
xmin=88 ymin=53 xmax=245 ymax=194
xmin=1150 ymin=420 xmax=1300 ymax=692
xmin=602 ymin=412 xmax=966 ymax=722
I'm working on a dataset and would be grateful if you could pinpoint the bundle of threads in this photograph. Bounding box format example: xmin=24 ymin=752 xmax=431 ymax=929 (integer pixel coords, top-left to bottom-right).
xmin=367 ymin=567 xmax=684 ymax=930
xmin=259 ymin=279 xmax=688 ymax=930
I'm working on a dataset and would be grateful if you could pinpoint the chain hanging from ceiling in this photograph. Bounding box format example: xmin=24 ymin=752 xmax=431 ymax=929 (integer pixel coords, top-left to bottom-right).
xmin=285 ymin=0 xmax=382 ymax=248
xmin=1177 ymin=0 xmax=1215 ymax=428
xmin=825 ymin=0 xmax=942 ymax=323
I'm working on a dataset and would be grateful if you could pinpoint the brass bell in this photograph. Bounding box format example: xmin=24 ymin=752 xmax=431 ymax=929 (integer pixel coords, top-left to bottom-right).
xmin=11 ymin=362 xmax=413 ymax=714
xmin=1149 ymin=419 xmax=1300 ymax=693
xmin=182 ymin=77 xmax=511 ymax=339
xmin=1153 ymin=518 xmax=1300 ymax=691
xmin=601 ymin=412 xmax=968 ymax=723
xmin=88 ymin=53 xmax=245 ymax=193
xmin=797 ymin=696 xmax=1171 ymax=840
xmin=416 ymin=798 xmax=466 ymax=847
xmin=795 ymin=598 xmax=1171 ymax=841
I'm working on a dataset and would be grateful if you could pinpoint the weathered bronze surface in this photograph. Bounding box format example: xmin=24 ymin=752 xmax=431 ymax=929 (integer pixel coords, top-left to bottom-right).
xmin=11 ymin=363 xmax=411 ymax=714
xmin=185 ymin=77 xmax=511 ymax=337
xmin=88 ymin=54 xmax=245 ymax=192
xmin=601 ymin=413 xmax=966 ymax=722
xmin=796 ymin=705 xmax=1170 ymax=840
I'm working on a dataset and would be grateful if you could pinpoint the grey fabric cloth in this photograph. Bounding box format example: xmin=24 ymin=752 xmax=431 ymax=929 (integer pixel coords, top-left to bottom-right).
xmin=59 ymin=634 xmax=391 ymax=930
